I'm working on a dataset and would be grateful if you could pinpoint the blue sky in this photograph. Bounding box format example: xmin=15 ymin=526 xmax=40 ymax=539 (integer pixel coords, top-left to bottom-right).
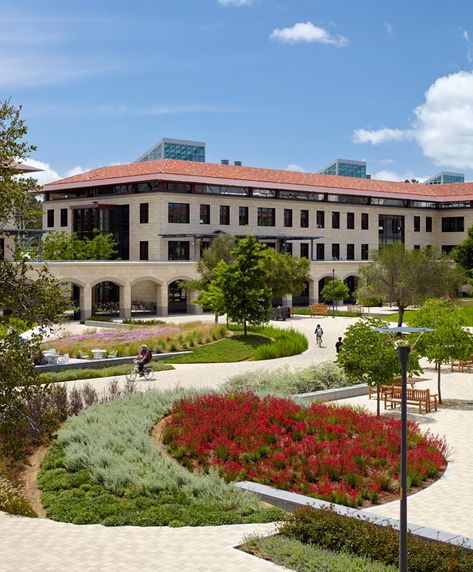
xmin=2 ymin=0 xmax=473 ymax=184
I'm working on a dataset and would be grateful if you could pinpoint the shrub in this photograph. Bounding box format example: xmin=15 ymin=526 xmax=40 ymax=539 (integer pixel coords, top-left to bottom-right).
xmin=227 ymin=325 xmax=308 ymax=359
xmin=0 ymin=476 xmax=36 ymax=517
xmin=122 ymin=319 xmax=166 ymax=326
xmin=279 ymin=507 xmax=473 ymax=572
xmin=86 ymin=315 xmax=112 ymax=322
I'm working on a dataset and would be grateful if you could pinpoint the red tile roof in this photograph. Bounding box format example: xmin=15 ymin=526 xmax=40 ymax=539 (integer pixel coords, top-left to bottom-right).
xmin=42 ymin=159 xmax=473 ymax=201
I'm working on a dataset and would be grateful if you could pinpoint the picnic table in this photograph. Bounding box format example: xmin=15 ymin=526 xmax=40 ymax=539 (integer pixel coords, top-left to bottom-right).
xmin=91 ymin=348 xmax=107 ymax=360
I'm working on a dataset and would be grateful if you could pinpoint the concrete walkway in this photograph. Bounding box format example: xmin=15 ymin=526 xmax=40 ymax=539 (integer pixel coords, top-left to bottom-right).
xmin=3 ymin=313 xmax=473 ymax=570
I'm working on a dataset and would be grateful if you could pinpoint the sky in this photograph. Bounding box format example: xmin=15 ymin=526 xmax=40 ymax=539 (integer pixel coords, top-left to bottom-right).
xmin=2 ymin=0 xmax=473 ymax=185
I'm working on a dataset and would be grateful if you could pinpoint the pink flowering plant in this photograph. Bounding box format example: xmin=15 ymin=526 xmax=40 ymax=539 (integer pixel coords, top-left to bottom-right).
xmin=163 ymin=393 xmax=447 ymax=508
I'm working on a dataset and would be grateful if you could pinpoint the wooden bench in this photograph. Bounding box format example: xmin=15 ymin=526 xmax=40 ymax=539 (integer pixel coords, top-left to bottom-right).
xmin=310 ymin=303 xmax=329 ymax=317
xmin=347 ymin=304 xmax=363 ymax=313
xmin=384 ymin=386 xmax=438 ymax=414
xmin=368 ymin=377 xmax=429 ymax=399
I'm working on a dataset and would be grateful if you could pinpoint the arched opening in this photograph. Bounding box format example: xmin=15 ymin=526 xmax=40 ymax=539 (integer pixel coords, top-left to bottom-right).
xmin=58 ymin=281 xmax=83 ymax=320
xmin=168 ymin=280 xmax=188 ymax=314
xmin=131 ymin=279 xmax=159 ymax=317
xmin=292 ymin=281 xmax=309 ymax=307
xmin=343 ymin=275 xmax=359 ymax=304
xmin=318 ymin=276 xmax=333 ymax=303
xmin=92 ymin=281 xmax=120 ymax=316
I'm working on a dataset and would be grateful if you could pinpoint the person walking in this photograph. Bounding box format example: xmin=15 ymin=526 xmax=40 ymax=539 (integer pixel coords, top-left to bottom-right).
xmin=315 ymin=324 xmax=324 ymax=347
xmin=335 ymin=336 xmax=343 ymax=354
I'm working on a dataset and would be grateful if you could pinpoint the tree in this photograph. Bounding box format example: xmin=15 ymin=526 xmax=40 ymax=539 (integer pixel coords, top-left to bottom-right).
xmin=320 ymin=278 xmax=349 ymax=306
xmin=0 ymin=100 xmax=68 ymax=457
xmin=451 ymin=224 xmax=473 ymax=290
xmin=409 ymin=299 xmax=473 ymax=404
xmin=262 ymin=249 xmax=310 ymax=298
xmin=358 ymin=243 xmax=464 ymax=327
xmin=211 ymin=236 xmax=271 ymax=336
xmin=42 ymin=230 xmax=118 ymax=260
xmin=337 ymin=317 xmax=420 ymax=415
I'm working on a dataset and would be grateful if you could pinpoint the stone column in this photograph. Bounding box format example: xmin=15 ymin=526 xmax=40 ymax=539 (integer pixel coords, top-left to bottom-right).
xmin=119 ymin=283 xmax=131 ymax=319
xmin=308 ymin=279 xmax=317 ymax=305
xmin=80 ymin=285 xmax=92 ymax=321
xmin=156 ymin=284 xmax=168 ymax=317
xmin=282 ymin=294 xmax=293 ymax=308
xmin=188 ymin=291 xmax=203 ymax=315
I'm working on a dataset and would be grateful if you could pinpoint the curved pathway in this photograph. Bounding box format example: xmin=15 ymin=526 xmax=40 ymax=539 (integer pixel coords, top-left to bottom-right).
xmin=2 ymin=314 xmax=473 ymax=570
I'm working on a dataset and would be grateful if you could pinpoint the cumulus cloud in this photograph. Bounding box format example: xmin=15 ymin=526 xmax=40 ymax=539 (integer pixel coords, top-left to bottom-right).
xmin=270 ymin=21 xmax=348 ymax=47
xmin=352 ymin=127 xmax=414 ymax=145
xmin=218 ymin=0 xmax=252 ymax=5
xmin=373 ymin=170 xmax=427 ymax=182
xmin=286 ymin=163 xmax=306 ymax=172
xmin=353 ymin=71 xmax=473 ymax=170
xmin=463 ymin=29 xmax=473 ymax=62
xmin=21 ymin=159 xmax=86 ymax=185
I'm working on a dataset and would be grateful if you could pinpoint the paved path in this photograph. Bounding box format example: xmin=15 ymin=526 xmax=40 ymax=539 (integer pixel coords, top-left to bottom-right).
xmin=3 ymin=313 xmax=473 ymax=570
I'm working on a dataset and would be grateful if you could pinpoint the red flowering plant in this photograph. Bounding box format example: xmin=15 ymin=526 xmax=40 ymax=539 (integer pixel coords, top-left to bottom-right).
xmin=163 ymin=393 xmax=447 ymax=507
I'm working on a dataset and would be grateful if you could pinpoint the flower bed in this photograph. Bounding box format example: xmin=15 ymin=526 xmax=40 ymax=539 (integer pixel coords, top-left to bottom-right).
xmin=163 ymin=393 xmax=447 ymax=507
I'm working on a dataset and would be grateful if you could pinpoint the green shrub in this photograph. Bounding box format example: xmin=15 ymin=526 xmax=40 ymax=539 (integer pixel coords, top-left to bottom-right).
xmin=86 ymin=315 xmax=113 ymax=322
xmin=279 ymin=507 xmax=473 ymax=572
xmin=228 ymin=325 xmax=308 ymax=359
xmin=122 ymin=319 xmax=166 ymax=326
xmin=0 ymin=476 xmax=36 ymax=517
xmin=38 ymin=362 xmax=174 ymax=384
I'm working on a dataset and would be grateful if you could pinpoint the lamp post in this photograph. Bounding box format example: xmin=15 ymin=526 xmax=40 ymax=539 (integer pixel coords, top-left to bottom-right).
xmin=332 ymin=268 xmax=335 ymax=318
xmin=373 ymin=327 xmax=433 ymax=572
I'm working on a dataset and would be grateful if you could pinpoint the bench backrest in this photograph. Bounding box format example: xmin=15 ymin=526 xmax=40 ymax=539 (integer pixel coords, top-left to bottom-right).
xmin=310 ymin=303 xmax=329 ymax=315
xmin=391 ymin=386 xmax=430 ymax=400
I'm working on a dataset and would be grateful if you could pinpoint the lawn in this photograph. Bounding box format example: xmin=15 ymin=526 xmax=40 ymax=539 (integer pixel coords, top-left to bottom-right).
xmin=385 ymin=304 xmax=473 ymax=326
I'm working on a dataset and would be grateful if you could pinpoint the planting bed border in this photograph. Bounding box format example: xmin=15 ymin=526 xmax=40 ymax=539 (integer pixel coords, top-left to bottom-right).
xmin=234 ymin=482 xmax=473 ymax=550
xmin=293 ymin=382 xmax=368 ymax=402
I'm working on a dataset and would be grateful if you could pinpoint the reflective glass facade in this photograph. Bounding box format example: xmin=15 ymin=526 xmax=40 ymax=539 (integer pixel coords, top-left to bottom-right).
xmin=137 ymin=138 xmax=205 ymax=163
xmin=320 ymin=159 xmax=368 ymax=179
xmin=426 ymin=172 xmax=464 ymax=185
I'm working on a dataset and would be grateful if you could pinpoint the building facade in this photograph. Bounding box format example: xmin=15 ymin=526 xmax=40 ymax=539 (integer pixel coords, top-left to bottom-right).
xmin=319 ymin=159 xmax=369 ymax=179
xmin=40 ymin=159 xmax=473 ymax=319
xmin=135 ymin=138 xmax=206 ymax=163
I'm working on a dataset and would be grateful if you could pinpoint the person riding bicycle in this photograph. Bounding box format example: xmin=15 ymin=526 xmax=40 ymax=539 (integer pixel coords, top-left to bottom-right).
xmin=136 ymin=344 xmax=152 ymax=376
xmin=315 ymin=324 xmax=324 ymax=347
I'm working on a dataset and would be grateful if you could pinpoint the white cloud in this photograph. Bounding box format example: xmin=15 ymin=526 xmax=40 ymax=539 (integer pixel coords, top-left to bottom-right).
xmin=353 ymin=127 xmax=414 ymax=145
xmin=463 ymin=29 xmax=473 ymax=63
xmin=286 ymin=164 xmax=305 ymax=172
xmin=218 ymin=0 xmax=252 ymax=5
xmin=385 ymin=22 xmax=393 ymax=35
xmin=270 ymin=21 xmax=348 ymax=47
xmin=373 ymin=170 xmax=427 ymax=182
xmin=21 ymin=159 xmax=86 ymax=185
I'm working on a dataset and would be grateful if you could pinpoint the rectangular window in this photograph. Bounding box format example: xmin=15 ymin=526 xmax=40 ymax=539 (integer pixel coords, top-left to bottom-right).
xmin=332 ymin=212 xmax=340 ymax=229
xmin=220 ymin=205 xmax=230 ymax=225
xmin=332 ymin=243 xmax=340 ymax=260
xmin=168 ymin=241 xmax=190 ymax=260
xmin=379 ymin=214 xmax=405 ymax=245
xmin=200 ymin=204 xmax=210 ymax=224
xmin=0 ymin=238 xmax=4 ymax=260
xmin=258 ymin=207 xmax=275 ymax=226
xmin=239 ymin=206 xmax=248 ymax=226
xmin=200 ymin=240 xmax=211 ymax=258
xmin=139 ymin=241 xmax=149 ymax=260
xmin=346 ymin=243 xmax=355 ymax=260
xmin=316 ymin=210 xmax=325 ymax=229
xmin=347 ymin=212 xmax=355 ymax=230
xmin=283 ymin=243 xmax=293 ymax=255
xmin=361 ymin=213 xmax=369 ymax=230
xmin=316 ymin=243 xmax=325 ymax=260
xmin=47 ymin=209 xmax=54 ymax=228
xmin=361 ymin=243 xmax=369 ymax=260
xmin=426 ymin=216 xmax=432 ymax=232
xmin=414 ymin=245 xmax=421 ymax=250
xmin=300 ymin=210 xmax=309 ymax=228
xmin=140 ymin=203 xmax=149 ymax=224
xmin=60 ymin=208 xmax=68 ymax=227
xmin=414 ymin=215 xmax=420 ymax=232
xmin=284 ymin=209 xmax=293 ymax=227
xmin=168 ymin=203 xmax=189 ymax=224
xmin=442 ymin=217 xmax=464 ymax=232
xmin=300 ymin=243 xmax=309 ymax=259
xmin=442 ymin=245 xmax=455 ymax=254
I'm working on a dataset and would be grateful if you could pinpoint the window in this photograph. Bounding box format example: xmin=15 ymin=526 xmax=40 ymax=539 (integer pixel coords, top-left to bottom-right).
xmin=200 ymin=240 xmax=211 ymax=258
xmin=316 ymin=210 xmax=325 ymax=229
xmin=300 ymin=243 xmax=309 ymax=259
xmin=332 ymin=212 xmax=340 ymax=229
xmin=332 ymin=243 xmax=340 ymax=260
xmin=284 ymin=209 xmax=293 ymax=227
xmin=346 ymin=244 xmax=355 ymax=260
xmin=139 ymin=241 xmax=149 ymax=260
xmin=239 ymin=206 xmax=248 ymax=226
xmin=414 ymin=216 xmax=420 ymax=232
xmin=47 ymin=209 xmax=55 ymax=227
xmin=168 ymin=203 xmax=189 ymax=224
xmin=347 ymin=212 xmax=355 ymax=229
xmin=140 ymin=203 xmax=149 ymax=224
xmin=168 ymin=241 xmax=190 ymax=260
xmin=442 ymin=217 xmax=464 ymax=232
xmin=379 ymin=214 xmax=404 ymax=245
xmin=60 ymin=208 xmax=68 ymax=227
xmin=414 ymin=245 xmax=421 ymax=250
xmin=426 ymin=216 xmax=432 ymax=233
xmin=361 ymin=244 xmax=369 ymax=260
xmin=300 ymin=210 xmax=309 ymax=228
xmin=442 ymin=245 xmax=455 ymax=254
xmin=220 ymin=205 xmax=230 ymax=225
xmin=283 ymin=243 xmax=293 ymax=255
xmin=361 ymin=213 xmax=369 ymax=230
xmin=165 ymin=182 xmax=191 ymax=193
xmin=0 ymin=238 xmax=4 ymax=260
xmin=200 ymin=204 xmax=210 ymax=224
xmin=316 ymin=243 xmax=325 ymax=260
xmin=258 ymin=207 xmax=275 ymax=226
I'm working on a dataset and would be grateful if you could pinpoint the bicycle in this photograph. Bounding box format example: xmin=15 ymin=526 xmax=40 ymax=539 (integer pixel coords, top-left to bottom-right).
xmin=316 ymin=335 xmax=323 ymax=348
xmin=126 ymin=361 xmax=154 ymax=381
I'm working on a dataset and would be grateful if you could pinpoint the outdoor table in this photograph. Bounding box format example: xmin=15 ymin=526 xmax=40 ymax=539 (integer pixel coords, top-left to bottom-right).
xmin=91 ymin=348 xmax=107 ymax=360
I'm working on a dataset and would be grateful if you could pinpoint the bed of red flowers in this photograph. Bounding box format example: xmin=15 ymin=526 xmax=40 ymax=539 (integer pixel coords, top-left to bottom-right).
xmin=163 ymin=393 xmax=447 ymax=507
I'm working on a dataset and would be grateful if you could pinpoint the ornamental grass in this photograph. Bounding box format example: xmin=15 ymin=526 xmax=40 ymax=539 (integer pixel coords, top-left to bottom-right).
xmin=164 ymin=393 xmax=447 ymax=508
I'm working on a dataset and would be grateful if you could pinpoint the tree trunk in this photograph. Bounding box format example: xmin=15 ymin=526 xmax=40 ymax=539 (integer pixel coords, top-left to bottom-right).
xmin=214 ymin=314 xmax=219 ymax=324
xmin=376 ymin=385 xmax=380 ymax=416
xmin=397 ymin=306 xmax=405 ymax=328
xmin=243 ymin=319 xmax=247 ymax=337
xmin=437 ymin=360 xmax=442 ymax=404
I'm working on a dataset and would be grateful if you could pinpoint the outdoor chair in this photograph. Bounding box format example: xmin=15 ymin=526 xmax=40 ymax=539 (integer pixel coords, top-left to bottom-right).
xmin=57 ymin=353 xmax=70 ymax=365
xmin=107 ymin=350 xmax=118 ymax=358
xmin=79 ymin=350 xmax=90 ymax=359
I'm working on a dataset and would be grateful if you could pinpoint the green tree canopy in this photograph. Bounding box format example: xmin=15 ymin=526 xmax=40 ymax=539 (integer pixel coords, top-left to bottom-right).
xmin=320 ymin=278 xmax=350 ymax=305
xmin=262 ymin=249 xmax=310 ymax=297
xmin=42 ymin=230 xmax=118 ymax=260
xmin=409 ymin=299 xmax=473 ymax=403
xmin=451 ymin=224 xmax=473 ymax=271
xmin=358 ymin=243 xmax=464 ymax=326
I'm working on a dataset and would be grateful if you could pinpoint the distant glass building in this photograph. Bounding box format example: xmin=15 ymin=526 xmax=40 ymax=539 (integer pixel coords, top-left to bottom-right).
xmin=136 ymin=138 xmax=205 ymax=163
xmin=425 ymin=171 xmax=464 ymax=185
xmin=319 ymin=159 xmax=369 ymax=179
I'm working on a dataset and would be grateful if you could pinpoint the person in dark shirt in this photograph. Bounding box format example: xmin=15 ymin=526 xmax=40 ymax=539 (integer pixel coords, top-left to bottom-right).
xmin=136 ymin=344 xmax=152 ymax=376
xmin=335 ymin=337 xmax=343 ymax=354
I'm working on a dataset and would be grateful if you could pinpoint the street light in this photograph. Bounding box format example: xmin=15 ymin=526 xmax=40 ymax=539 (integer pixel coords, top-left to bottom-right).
xmin=332 ymin=268 xmax=335 ymax=318
xmin=373 ymin=326 xmax=433 ymax=572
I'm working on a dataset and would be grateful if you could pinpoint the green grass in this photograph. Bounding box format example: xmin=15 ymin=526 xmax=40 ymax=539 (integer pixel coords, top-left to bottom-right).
xmin=241 ymin=534 xmax=397 ymax=572
xmin=38 ymin=361 xmax=174 ymax=383
xmin=162 ymin=334 xmax=270 ymax=363
xmin=385 ymin=304 xmax=473 ymax=326
xmin=292 ymin=307 xmax=362 ymax=317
